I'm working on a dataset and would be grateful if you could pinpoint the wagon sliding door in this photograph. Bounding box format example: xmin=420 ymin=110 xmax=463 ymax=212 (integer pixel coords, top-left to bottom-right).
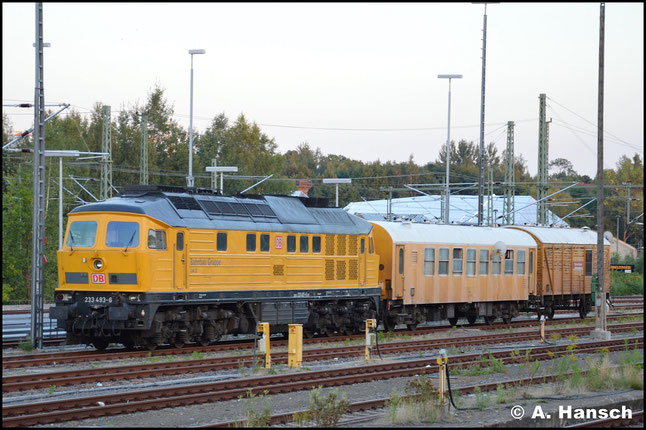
xmin=174 ymin=230 xmax=187 ymax=290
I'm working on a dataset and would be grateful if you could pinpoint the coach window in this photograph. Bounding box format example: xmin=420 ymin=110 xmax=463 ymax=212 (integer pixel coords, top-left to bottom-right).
xmin=398 ymin=248 xmax=404 ymax=274
xmin=287 ymin=235 xmax=296 ymax=253
xmin=148 ymin=229 xmax=167 ymax=250
xmin=529 ymin=251 xmax=534 ymax=274
xmin=424 ymin=247 xmax=435 ymax=276
xmin=504 ymin=250 xmax=514 ymax=275
xmin=453 ymin=248 xmax=463 ymax=275
xmin=585 ymin=249 xmax=593 ymax=276
xmin=313 ymin=236 xmax=321 ymax=253
xmin=246 ymin=233 xmax=256 ymax=252
xmin=67 ymin=221 xmax=98 ymax=247
xmin=217 ymin=232 xmax=227 ymax=251
xmin=438 ymin=248 xmax=449 ymax=275
xmin=517 ymin=250 xmax=526 ymax=275
xmin=300 ymin=235 xmax=309 ymax=253
xmin=492 ymin=252 xmax=501 ymax=275
xmin=106 ymin=221 xmax=139 ymax=248
xmin=176 ymin=232 xmax=184 ymax=251
xmin=466 ymin=248 xmax=476 ymax=276
xmin=260 ymin=234 xmax=270 ymax=252
xmin=479 ymin=249 xmax=489 ymax=275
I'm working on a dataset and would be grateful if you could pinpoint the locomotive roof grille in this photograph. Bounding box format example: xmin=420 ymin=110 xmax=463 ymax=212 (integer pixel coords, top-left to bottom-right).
xmin=71 ymin=185 xmax=369 ymax=235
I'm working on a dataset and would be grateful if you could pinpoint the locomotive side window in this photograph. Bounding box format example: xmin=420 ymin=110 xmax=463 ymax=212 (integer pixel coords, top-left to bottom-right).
xmin=492 ymin=252 xmax=501 ymax=275
xmin=217 ymin=232 xmax=227 ymax=251
xmin=452 ymin=248 xmax=463 ymax=275
xmin=260 ymin=234 xmax=270 ymax=252
xmin=67 ymin=221 xmax=98 ymax=247
xmin=466 ymin=248 xmax=476 ymax=276
xmin=424 ymin=247 xmax=435 ymax=276
xmin=246 ymin=233 xmax=256 ymax=252
xmin=479 ymin=249 xmax=489 ymax=275
xmin=504 ymin=250 xmax=514 ymax=275
xmin=287 ymin=235 xmax=296 ymax=253
xmin=106 ymin=221 xmax=139 ymax=248
xmin=313 ymin=236 xmax=321 ymax=253
xmin=148 ymin=229 xmax=167 ymax=250
xmin=176 ymin=232 xmax=184 ymax=251
xmin=300 ymin=235 xmax=309 ymax=253
xmin=438 ymin=248 xmax=449 ymax=275
xmin=360 ymin=238 xmax=365 ymax=254
xmin=517 ymin=250 xmax=526 ymax=275
xmin=369 ymin=237 xmax=375 ymax=254
xmin=585 ymin=249 xmax=593 ymax=276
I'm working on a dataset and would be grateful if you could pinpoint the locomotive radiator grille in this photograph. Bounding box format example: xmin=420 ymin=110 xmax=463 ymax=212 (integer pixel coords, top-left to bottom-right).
xmin=348 ymin=259 xmax=358 ymax=280
xmin=273 ymin=265 xmax=284 ymax=276
xmin=326 ymin=235 xmax=335 ymax=255
xmin=348 ymin=236 xmax=358 ymax=255
xmin=325 ymin=259 xmax=335 ymax=280
xmin=337 ymin=235 xmax=346 ymax=255
xmin=336 ymin=260 xmax=346 ymax=280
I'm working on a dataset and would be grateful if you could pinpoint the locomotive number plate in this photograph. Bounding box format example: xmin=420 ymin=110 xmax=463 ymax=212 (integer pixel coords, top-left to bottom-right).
xmin=91 ymin=273 xmax=106 ymax=284
xmin=84 ymin=296 xmax=113 ymax=304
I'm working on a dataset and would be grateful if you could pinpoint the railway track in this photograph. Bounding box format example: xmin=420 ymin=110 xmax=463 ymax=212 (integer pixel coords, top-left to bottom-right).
xmin=3 ymin=322 xmax=642 ymax=392
xmin=3 ymin=312 xmax=642 ymax=369
xmin=565 ymin=410 xmax=644 ymax=428
xmin=3 ymin=312 xmax=641 ymax=369
xmin=3 ymin=336 xmax=642 ymax=427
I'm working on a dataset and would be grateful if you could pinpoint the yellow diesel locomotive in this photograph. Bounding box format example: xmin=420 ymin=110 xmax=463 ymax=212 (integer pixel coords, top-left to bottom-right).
xmin=51 ymin=185 xmax=381 ymax=350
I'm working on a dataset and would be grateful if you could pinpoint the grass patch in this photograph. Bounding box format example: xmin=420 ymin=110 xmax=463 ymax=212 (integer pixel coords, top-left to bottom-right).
xmin=293 ymin=386 xmax=349 ymax=427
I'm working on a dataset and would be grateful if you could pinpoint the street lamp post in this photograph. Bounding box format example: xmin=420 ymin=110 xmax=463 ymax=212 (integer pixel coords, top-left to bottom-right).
xmin=322 ymin=178 xmax=352 ymax=207
xmin=205 ymin=165 xmax=238 ymax=194
xmin=438 ymin=74 xmax=462 ymax=224
xmin=187 ymin=49 xmax=206 ymax=188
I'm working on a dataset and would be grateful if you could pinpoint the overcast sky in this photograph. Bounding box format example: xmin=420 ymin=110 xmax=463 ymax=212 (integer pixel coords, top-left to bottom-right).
xmin=2 ymin=2 xmax=643 ymax=178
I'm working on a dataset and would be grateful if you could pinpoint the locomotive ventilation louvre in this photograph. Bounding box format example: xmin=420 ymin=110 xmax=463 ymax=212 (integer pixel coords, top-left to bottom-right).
xmin=349 ymin=259 xmax=358 ymax=280
xmin=325 ymin=259 xmax=335 ymax=280
xmin=337 ymin=235 xmax=346 ymax=255
xmin=336 ymin=260 xmax=346 ymax=280
xmin=273 ymin=265 xmax=284 ymax=276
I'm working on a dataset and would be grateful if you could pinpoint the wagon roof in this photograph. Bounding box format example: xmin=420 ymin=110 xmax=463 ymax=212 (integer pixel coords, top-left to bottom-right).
xmin=505 ymin=225 xmax=611 ymax=245
xmin=70 ymin=190 xmax=372 ymax=235
xmin=371 ymin=221 xmax=537 ymax=247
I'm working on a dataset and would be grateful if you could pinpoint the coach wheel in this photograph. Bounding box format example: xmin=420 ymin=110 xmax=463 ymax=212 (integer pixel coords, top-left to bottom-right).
xmin=93 ymin=338 xmax=110 ymax=351
xmin=199 ymin=337 xmax=211 ymax=347
xmin=467 ymin=315 xmax=477 ymax=326
xmin=303 ymin=329 xmax=315 ymax=339
xmin=406 ymin=323 xmax=418 ymax=331
xmin=383 ymin=317 xmax=396 ymax=333
xmin=579 ymin=305 xmax=588 ymax=320
xmin=502 ymin=316 xmax=512 ymax=325
xmin=545 ymin=306 xmax=555 ymax=320
xmin=448 ymin=317 xmax=458 ymax=327
xmin=484 ymin=316 xmax=495 ymax=326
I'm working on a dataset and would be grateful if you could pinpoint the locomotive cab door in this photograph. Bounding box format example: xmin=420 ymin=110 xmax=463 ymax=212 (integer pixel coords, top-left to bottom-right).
xmin=174 ymin=230 xmax=187 ymax=290
xmin=395 ymin=245 xmax=405 ymax=298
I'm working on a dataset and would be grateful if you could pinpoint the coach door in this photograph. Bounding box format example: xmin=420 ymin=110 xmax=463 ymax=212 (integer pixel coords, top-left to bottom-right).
xmin=395 ymin=245 xmax=405 ymax=297
xmin=174 ymin=231 xmax=187 ymax=290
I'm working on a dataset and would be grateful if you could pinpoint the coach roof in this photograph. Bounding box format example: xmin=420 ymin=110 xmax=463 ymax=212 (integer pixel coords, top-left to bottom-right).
xmin=70 ymin=191 xmax=372 ymax=235
xmin=371 ymin=221 xmax=537 ymax=247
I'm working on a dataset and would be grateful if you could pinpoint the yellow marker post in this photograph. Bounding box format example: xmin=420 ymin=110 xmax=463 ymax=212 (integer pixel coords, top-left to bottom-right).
xmin=540 ymin=314 xmax=546 ymax=342
xmin=257 ymin=322 xmax=271 ymax=369
xmin=365 ymin=319 xmax=377 ymax=361
xmin=436 ymin=349 xmax=448 ymax=404
xmin=288 ymin=324 xmax=303 ymax=368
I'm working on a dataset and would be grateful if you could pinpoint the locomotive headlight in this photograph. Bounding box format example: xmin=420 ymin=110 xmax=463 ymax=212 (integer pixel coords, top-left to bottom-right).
xmin=93 ymin=259 xmax=104 ymax=270
xmin=56 ymin=293 xmax=73 ymax=303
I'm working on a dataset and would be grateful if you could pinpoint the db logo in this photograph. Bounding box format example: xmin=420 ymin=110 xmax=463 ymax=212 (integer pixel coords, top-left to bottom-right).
xmin=275 ymin=236 xmax=283 ymax=249
xmin=91 ymin=273 xmax=106 ymax=284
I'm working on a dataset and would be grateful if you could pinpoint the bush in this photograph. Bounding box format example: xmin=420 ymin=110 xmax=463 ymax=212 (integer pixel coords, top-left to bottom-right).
xmin=610 ymin=272 xmax=644 ymax=296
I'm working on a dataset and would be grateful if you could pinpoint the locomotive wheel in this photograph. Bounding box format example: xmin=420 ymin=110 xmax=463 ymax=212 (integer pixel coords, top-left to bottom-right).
xmin=93 ymin=339 xmax=110 ymax=351
xmin=199 ymin=338 xmax=211 ymax=347
xmin=502 ymin=316 xmax=512 ymax=325
xmin=406 ymin=323 xmax=418 ymax=331
xmin=145 ymin=340 xmax=158 ymax=351
xmin=448 ymin=317 xmax=458 ymax=327
xmin=303 ymin=329 xmax=315 ymax=339
xmin=545 ymin=306 xmax=555 ymax=320
xmin=467 ymin=315 xmax=477 ymax=326
xmin=122 ymin=340 xmax=136 ymax=350
xmin=483 ymin=316 xmax=495 ymax=326
xmin=171 ymin=338 xmax=185 ymax=349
